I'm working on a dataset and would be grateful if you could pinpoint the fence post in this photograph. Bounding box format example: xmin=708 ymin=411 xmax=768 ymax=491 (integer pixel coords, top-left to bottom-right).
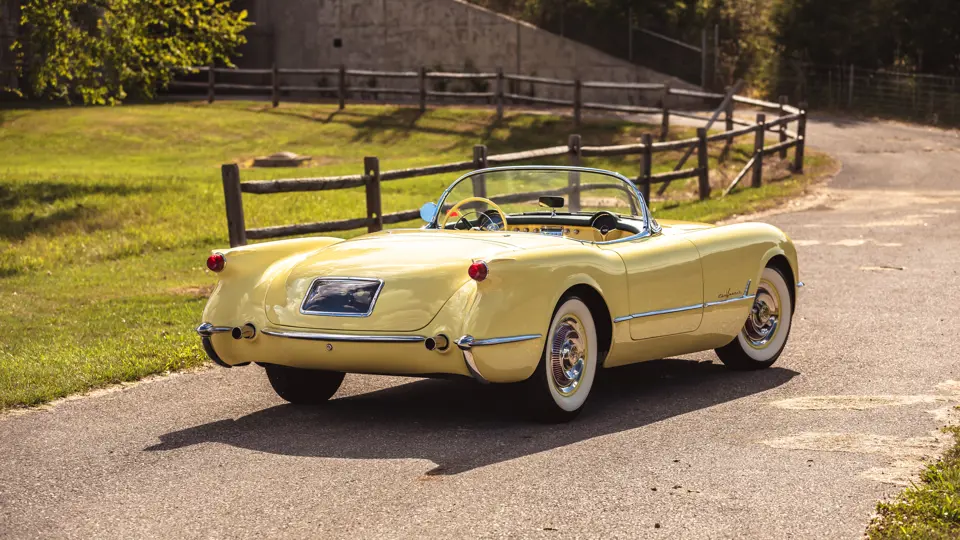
xmin=495 ymin=67 xmax=504 ymax=121
xmin=660 ymin=83 xmax=671 ymax=141
xmin=752 ymin=113 xmax=766 ymax=188
xmin=640 ymin=133 xmax=652 ymax=204
xmin=573 ymin=78 xmax=582 ymax=128
xmin=720 ymin=85 xmax=734 ymax=162
xmin=271 ymin=63 xmax=280 ymax=108
xmin=700 ymin=28 xmax=708 ymax=90
xmin=221 ymin=164 xmax=246 ymax=247
xmin=472 ymin=145 xmax=488 ymax=199
xmin=696 ymin=128 xmax=710 ymax=200
xmin=778 ymin=95 xmax=788 ymax=159
xmin=207 ymin=63 xmax=215 ymax=104
xmin=794 ymin=103 xmax=807 ymax=173
xmin=567 ymin=134 xmax=581 ymax=212
xmin=364 ymin=157 xmax=383 ymax=233
xmin=418 ymin=66 xmax=427 ymax=113
xmin=338 ymin=64 xmax=346 ymax=110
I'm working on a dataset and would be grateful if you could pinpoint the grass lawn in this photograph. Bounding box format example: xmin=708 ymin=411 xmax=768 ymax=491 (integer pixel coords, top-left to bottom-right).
xmin=868 ymin=426 xmax=960 ymax=539
xmin=0 ymin=101 xmax=836 ymax=409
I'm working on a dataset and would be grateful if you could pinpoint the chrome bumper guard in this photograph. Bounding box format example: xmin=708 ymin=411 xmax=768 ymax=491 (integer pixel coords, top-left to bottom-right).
xmin=455 ymin=334 xmax=542 ymax=384
xmin=196 ymin=323 xmax=233 ymax=368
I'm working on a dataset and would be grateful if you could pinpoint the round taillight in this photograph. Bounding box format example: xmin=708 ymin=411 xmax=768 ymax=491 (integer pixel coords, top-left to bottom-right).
xmin=206 ymin=253 xmax=225 ymax=273
xmin=468 ymin=261 xmax=488 ymax=282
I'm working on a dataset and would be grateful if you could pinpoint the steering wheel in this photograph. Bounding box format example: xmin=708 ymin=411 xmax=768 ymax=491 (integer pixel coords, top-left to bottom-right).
xmin=440 ymin=197 xmax=509 ymax=232
xmin=589 ymin=211 xmax=619 ymax=236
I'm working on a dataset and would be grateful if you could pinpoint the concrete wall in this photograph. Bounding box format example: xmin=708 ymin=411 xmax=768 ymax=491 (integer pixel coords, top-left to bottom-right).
xmin=239 ymin=0 xmax=694 ymax=105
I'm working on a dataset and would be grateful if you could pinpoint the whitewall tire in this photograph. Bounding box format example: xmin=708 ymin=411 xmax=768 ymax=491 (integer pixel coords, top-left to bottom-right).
xmin=715 ymin=266 xmax=793 ymax=370
xmin=524 ymin=297 xmax=599 ymax=422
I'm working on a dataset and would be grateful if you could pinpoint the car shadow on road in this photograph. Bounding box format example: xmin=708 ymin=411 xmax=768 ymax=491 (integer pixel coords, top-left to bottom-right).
xmin=145 ymin=359 xmax=797 ymax=475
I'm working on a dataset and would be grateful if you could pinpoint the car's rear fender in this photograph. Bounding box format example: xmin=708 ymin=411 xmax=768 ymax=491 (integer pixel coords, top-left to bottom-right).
xmin=201 ymin=237 xmax=345 ymax=331
xmin=460 ymin=244 xmax=628 ymax=382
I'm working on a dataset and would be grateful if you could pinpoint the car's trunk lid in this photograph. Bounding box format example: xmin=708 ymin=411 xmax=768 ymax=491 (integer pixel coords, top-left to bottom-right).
xmin=264 ymin=232 xmax=525 ymax=331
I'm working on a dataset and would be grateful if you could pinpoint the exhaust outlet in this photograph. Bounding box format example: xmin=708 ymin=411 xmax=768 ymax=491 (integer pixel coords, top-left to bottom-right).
xmin=232 ymin=323 xmax=256 ymax=340
xmin=424 ymin=334 xmax=449 ymax=351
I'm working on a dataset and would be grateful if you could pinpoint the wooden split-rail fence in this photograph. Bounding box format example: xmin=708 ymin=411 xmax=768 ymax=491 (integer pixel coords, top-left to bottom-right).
xmin=188 ymin=66 xmax=808 ymax=248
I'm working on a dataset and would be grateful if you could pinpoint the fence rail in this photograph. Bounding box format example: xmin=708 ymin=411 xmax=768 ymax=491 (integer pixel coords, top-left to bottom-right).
xmin=197 ymin=66 xmax=808 ymax=247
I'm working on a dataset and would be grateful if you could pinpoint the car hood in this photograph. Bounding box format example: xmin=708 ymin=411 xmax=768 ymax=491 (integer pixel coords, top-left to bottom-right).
xmin=264 ymin=230 xmax=567 ymax=331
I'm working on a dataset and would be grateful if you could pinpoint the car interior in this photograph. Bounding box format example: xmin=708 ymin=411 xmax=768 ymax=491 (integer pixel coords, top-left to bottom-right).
xmin=442 ymin=196 xmax=645 ymax=242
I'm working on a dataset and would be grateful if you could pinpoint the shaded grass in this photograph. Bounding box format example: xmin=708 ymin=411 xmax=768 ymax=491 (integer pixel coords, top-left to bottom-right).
xmin=0 ymin=101 xmax=835 ymax=409
xmin=867 ymin=426 xmax=960 ymax=539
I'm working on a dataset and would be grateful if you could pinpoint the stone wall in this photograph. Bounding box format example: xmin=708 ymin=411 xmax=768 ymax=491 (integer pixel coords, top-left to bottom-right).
xmin=237 ymin=0 xmax=695 ymax=105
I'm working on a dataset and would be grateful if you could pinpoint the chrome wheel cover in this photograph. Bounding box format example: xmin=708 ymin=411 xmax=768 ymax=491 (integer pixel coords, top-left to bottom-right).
xmin=550 ymin=315 xmax=587 ymax=396
xmin=744 ymin=279 xmax=781 ymax=348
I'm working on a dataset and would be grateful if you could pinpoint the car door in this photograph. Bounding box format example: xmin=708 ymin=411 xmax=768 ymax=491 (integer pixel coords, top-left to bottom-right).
xmin=603 ymin=233 xmax=704 ymax=340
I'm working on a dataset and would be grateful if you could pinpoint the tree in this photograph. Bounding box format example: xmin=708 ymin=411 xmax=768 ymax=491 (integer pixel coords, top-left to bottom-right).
xmin=13 ymin=0 xmax=250 ymax=104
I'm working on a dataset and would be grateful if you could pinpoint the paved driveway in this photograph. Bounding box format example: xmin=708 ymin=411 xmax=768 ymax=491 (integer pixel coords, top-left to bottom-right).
xmin=2 ymin=116 xmax=959 ymax=539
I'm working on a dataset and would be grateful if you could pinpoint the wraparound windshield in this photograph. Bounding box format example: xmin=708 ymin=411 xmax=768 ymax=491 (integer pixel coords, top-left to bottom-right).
xmin=427 ymin=166 xmax=650 ymax=231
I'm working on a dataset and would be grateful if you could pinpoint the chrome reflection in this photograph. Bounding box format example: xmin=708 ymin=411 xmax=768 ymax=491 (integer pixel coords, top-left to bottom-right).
xmin=744 ymin=280 xmax=780 ymax=348
xmin=549 ymin=316 xmax=586 ymax=396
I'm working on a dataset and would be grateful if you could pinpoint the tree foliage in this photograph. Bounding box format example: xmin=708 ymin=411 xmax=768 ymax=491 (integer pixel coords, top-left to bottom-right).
xmin=468 ymin=0 xmax=960 ymax=89
xmin=13 ymin=0 xmax=250 ymax=104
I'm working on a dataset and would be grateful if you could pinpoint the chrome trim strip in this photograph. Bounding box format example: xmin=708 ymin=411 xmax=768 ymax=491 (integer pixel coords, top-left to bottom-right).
xmin=471 ymin=334 xmax=542 ymax=347
xmin=613 ymin=295 xmax=758 ymax=323
xmin=299 ymin=277 xmax=385 ymax=318
xmin=197 ymin=323 xmax=233 ymax=337
xmin=613 ymin=303 xmax=702 ymax=323
xmin=261 ymin=328 xmax=426 ymax=343
xmin=797 ymin=281 xmax=805 ymax=288
xmin=704 ymin=294 xmax=757 ymax=308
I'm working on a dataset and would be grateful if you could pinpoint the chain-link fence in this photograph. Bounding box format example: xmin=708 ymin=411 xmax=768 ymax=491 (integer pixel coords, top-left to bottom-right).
xmin=777 ymin=63 xmax=960 ymax=127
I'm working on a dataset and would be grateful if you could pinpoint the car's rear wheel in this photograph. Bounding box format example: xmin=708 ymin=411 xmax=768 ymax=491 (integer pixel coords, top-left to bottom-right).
xmin=523 ymin=297 xmax=598 ymax=423
xmin=715 ymin=265 xmax=793 ymax=370
xmin=264 ymin=364 xmax=345 ymax=405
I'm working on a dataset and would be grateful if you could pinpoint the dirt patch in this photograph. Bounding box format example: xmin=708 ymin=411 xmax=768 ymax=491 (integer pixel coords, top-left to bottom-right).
xmin=761 ymin=431 xmax=951 ymax=485
xmin=771 ymin=395 xmax=947 ymax=411
xmin=169 ymin=284 xmax=215 ymax=298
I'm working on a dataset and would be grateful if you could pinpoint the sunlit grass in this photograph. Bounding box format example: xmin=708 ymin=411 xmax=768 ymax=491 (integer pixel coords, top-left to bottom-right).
xmin=867 ymin=426 xmax=960 ymax=539
xmin=0 ymin=101 xmax=835 ymax=408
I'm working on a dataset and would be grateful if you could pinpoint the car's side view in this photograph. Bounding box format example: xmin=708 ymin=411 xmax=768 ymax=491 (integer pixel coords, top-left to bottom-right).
xmin=197 ymin=166 xmax=800 ymax=422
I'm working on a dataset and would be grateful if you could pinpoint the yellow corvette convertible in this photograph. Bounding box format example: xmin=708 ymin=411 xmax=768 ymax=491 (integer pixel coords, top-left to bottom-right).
xmin=197 ymin=166 xmax=800 ymax=421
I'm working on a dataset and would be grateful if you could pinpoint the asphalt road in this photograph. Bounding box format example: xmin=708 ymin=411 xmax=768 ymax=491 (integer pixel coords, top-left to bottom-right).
xmin=2 ymin=116 xmax=959 ymax=539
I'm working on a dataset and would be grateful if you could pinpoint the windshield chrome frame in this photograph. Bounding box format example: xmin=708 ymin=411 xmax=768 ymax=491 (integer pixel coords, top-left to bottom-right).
xmin=427 ymin=165 xmax=655 ymax=243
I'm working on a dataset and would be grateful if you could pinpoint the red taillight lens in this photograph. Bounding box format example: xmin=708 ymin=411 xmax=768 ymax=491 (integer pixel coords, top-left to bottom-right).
xmin=468 ymin=261 xmax=488 ymax=281
xmin=206 ymin=253 xmax=225 ymax=273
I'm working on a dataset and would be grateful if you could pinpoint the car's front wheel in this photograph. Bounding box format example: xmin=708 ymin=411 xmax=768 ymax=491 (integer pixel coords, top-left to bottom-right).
xmin=523 ymin=297 xmax=599 ymax=423
xmin=264 ymin=364 xmax=345 ymax=405
xmin=715 ymin=265 xmax=793 ymax=370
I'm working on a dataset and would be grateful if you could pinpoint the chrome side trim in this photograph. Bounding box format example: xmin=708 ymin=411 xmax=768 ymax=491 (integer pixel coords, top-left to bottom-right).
xmin=471 ymin=334 xmax=542 ymax=347
xmin=613 ymin=296 xmax=758 ymax=323
xmin=197 ymin=323 xmax=233 ymax=337
xmin=612 ymin=303 xmax=702 ymax=323
xmin=704 ymin=294 xmax=757 ymax=308
xmin=299 ymin=277 xmax=385 ymax=317
xmin=797 ymin=281 xmax=805 ymax=288
xmin=261 ymin=328 xmax=426 ymax=343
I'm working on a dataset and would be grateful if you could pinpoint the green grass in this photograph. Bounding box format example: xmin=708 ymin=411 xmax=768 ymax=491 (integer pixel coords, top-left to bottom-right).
xmin=868 ymin=426 xmax=960 ymax=539
xmin=0 ymin=101 xmax=836 ymax=409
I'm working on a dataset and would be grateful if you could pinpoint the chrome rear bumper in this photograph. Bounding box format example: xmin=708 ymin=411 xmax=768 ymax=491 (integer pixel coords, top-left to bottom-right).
xmin=455 ymin=334 xmax=542 ymax=384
